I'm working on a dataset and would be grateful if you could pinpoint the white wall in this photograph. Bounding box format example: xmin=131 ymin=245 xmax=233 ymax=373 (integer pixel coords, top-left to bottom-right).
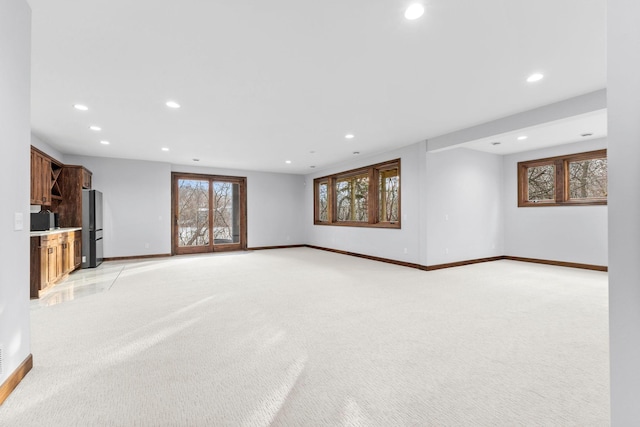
xmin=65 ymin=155 xmax=172 ymax=258
xmin=0 ymin=0 xmax=31 ymax=387
xmin=304 ymin=142 xmax=425 ymax=264
xmin=30 ymin=133 xmax=64 ymax=212
xmin=425 ymin=148 xmax=504 ymax=266
xmin=304 ymin=138 xmax=606 ymax=268
xmin=608 ymin=0 xmax=640 ymax=423
xmin=61 ymin=138 xmax=608 ymax=268
xmin=64 ymin=156 xmax=306 ymax=256
xmin=503 ymin=138 xmax=608 ymax=266
xmin=304 ymin=143 xmax=504 ymax=267
xmin=31 ymin=133 xmax=64 ymax=164
xmin=172 ymin=164 xmax=306 ymax=248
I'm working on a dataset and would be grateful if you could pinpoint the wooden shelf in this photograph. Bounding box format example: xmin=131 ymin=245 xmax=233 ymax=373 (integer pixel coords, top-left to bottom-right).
xmin=51 ymin=162 xmax=62 ymax=199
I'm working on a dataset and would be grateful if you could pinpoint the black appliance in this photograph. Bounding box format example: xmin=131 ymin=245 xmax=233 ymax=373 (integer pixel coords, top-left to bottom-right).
xmin=82 ymin=189 xmax=103 ymax=268
xmin=30 ymin=211 xmax=59 ymax=231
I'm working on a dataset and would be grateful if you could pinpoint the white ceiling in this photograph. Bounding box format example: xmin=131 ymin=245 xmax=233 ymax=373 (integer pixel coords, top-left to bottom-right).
xmin=459 ymin=109 xmax=608 ymax=155
xmin=27 ymin=0 xmax=606 ymax=174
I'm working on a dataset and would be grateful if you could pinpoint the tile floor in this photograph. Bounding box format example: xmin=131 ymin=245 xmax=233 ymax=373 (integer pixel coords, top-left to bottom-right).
xmin=33 ymin=252 xmax=253 ymax=309
xmin=33 ymin=261 xmax=127 ymax=309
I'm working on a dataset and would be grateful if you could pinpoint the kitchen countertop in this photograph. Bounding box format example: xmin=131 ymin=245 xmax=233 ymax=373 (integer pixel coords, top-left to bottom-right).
xmin=30 ymin=227 xmax=82 ymax=237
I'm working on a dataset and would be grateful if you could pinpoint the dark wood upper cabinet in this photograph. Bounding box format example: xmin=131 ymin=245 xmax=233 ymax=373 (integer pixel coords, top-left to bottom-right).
xmin=57 ymin=165 xmax=93 ymax=227
xmin=30 ymin=148 xmax=51 ymax=205
xmin=30 ymin=146 xmax=93 ymax=227
xmin=30 ymin=146 xmax=64 ymax=207
xmin=82 ymin=168 xmax=92 ymax=190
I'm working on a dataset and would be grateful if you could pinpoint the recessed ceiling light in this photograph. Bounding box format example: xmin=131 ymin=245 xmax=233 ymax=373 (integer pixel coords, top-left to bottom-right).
xmin=345 ymin=134 xmax=355 ymax=139
xmin=526 ymin=73 xmax=544 ymax=83
xmin=405 ymin=3 xmax=425 ymax=20
xmin=74 ymin=104 xmax=88 ymax=111
xmin=491 ymin=142 xmax=501 ymax=146
xmin=166 ymin=101 xmax=181 ymax=109
xmin=89 ymin=125 xmax=101 ymax=131
xmin=100 ymin=140 xmax=110 ymax=145
xmin=285 ymin=160 xmax=292 ymax=164
xmin=161 ymin=147 xmax=170 ymax=151
xmin=517 ymin=135 xmax=528 ymax=141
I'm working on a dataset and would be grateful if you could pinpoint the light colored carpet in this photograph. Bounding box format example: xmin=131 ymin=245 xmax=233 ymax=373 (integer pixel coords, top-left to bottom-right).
xmin=0 ymin=248 xmax=609 ymax=426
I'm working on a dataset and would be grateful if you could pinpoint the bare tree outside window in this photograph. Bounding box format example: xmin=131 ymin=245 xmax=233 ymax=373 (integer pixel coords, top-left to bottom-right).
xmin=172 ymin=173 xmax=246 ymax=254
xmin=318 ymin=181 xmax=328 ymax=222
xmin=313 ymin=159 xmax=401 ymax=228
xmin=379 ymin=168 xmax=399 ymax=222
xmin=569 ymin=158 xmax=607 ymax=199
xmin=518 ymin=149 xmax=607 ymax=207
xmin=527 ymin=164 xmax=555 ymax=201
xmin=177 ymin=179 xmax=209 ymax=246
xmin=336 ymin=174 xmax=368 ymax=221
xmin=213 ymin=182 xmax=235 ymax=243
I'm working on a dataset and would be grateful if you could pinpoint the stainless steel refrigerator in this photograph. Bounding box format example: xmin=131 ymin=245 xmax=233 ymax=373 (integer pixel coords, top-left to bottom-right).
xmin=82 ymin=189 xmax=103 ymax=268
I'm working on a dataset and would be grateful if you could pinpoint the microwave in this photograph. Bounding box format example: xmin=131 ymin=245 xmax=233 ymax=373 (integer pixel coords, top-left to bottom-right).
xmin=31 ymin=212 xmax=59 ymax=231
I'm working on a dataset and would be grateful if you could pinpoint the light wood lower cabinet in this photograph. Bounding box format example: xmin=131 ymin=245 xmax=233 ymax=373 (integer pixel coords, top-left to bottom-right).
xmin=30 ymin=230 xmax=81 ymax=299
xmin=44 ymin=236 xmax=60 ymax=287
xmin=73 ymin=232 xmax=82 ymax=269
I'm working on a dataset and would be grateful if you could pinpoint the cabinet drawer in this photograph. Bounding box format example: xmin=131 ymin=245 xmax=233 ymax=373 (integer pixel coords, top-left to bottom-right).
xmin=40 ymin=234 xmax=60 ymax=245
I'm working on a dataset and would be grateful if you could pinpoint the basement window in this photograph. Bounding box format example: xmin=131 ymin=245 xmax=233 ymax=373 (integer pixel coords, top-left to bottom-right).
xmin=314 ymin=159 xmax=400 ymax=228
xmin=518 ymin=149 xmax=607 ymax=207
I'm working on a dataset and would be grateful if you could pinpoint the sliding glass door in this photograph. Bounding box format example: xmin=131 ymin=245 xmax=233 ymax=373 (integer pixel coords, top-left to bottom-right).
xmin=172 ymin=173 xmax=246 ymax=254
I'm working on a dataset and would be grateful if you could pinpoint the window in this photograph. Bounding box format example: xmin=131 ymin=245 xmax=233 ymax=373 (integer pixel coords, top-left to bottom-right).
xmin=518 ymin=149 xmax=607 ymax=207
xmin=171 ymin=173 xmax=247 ymax=255
xmin=336 ymin=172 xmax=369 ymax=222
xmin=314 ymin=159 xmax=400 ymax=228
xmin=317 ymin=180 xmax=329 ymax=222
xmin=379 ymin=166 xmax=400 ymax=222
xmin=526 ymin=163 xmax=555 ymax=202
xmin=568 ymin=157 xmax=608 ymax=199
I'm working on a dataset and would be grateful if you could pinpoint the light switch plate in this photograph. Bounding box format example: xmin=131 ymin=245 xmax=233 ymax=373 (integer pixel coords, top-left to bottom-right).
xmin=14 ymin=212 xmax=23 ymax=230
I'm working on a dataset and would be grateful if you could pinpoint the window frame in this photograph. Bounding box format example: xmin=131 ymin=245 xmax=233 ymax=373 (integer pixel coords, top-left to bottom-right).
xmin=334 ymin=170 xmax=371 ymax=223
xmin=314 ymin=159 xmax=401 ymax=228
xmin=315 ymin=178 xmax=330 ymax=223
xmin=517 ymin=149 xmax=607 ymax=207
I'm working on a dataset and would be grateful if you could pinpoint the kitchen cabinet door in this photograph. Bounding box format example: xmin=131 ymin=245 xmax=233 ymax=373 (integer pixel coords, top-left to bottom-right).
xmin=73 ymin=231 xmax=82 ymax=269
xmin=44 ymin=242 xmax=59 ymax=286
xmin=31 ymin=149 xmax=51 ymax=205
xmin=82 ymin=168 xmax=92 ymax=189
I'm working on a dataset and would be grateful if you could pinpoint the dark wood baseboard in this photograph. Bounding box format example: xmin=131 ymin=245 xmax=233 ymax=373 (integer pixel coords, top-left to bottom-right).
xmin=0 ymin=354 xmax=33 ymax=406
xmin=302 ymin=245 xmax=608 ymax=273
xmin=103 ymin=253 xmax=172 ymax=262
xmin=424 ymin=256 xmax=505 ymax=271
xmin=248 ymin=245 xmax=306 ymax=251
xmin=105 ymin=247 xmax=608 ymax=273
xmin=305 ymin=245 xmax=424 ymax=270
xmin=503 ymin=256 xmax=608 ymax=272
